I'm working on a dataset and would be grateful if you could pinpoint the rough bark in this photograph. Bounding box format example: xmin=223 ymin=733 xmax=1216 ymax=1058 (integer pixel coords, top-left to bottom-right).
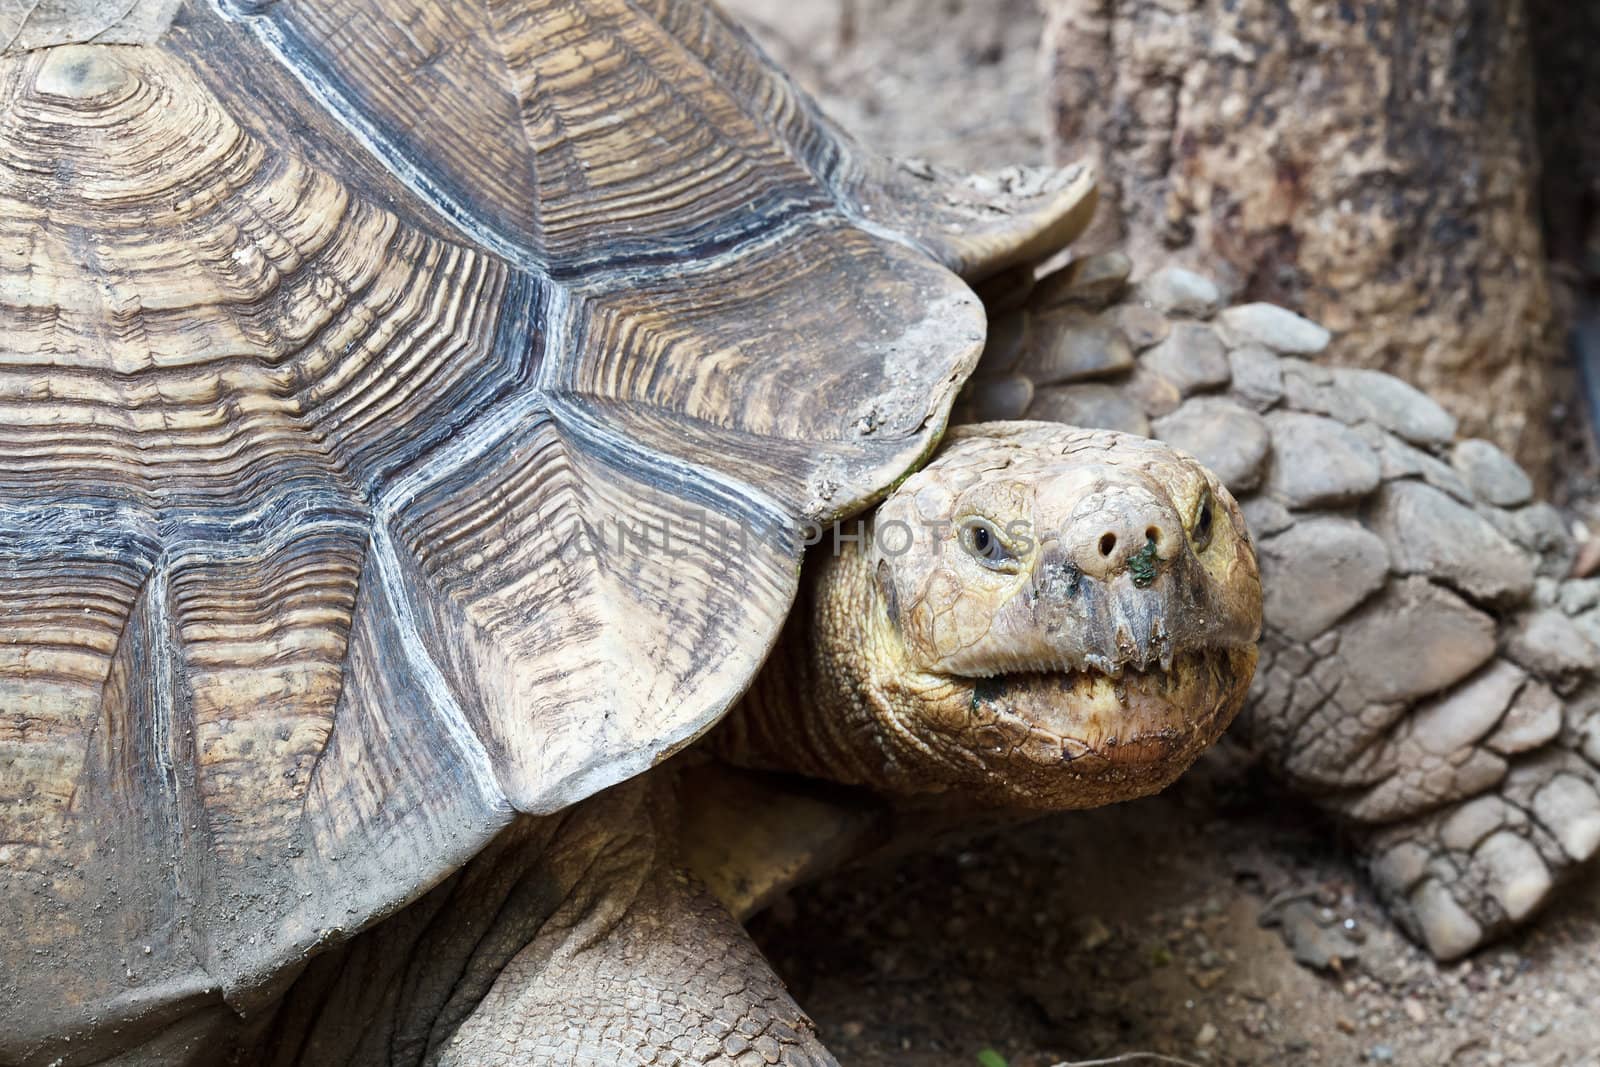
xmin=1044 ymin=0 xmax=1558 ymax=474
xmin=1530 ymin=0 xmax=1600 ymax=297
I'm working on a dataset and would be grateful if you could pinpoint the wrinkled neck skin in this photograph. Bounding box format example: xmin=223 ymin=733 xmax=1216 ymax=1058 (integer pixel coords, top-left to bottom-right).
xmin=716 ymin=423 xmax=1262 ymax=812
xmin=720 ymin=523 xmax=929 ymax=792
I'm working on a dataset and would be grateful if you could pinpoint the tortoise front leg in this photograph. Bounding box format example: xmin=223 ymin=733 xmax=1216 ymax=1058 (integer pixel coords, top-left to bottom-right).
xmin=259 ymin=776 xmax=835 ymax=1067
xmin=435 ymin=822 xmax=836 ymax=1066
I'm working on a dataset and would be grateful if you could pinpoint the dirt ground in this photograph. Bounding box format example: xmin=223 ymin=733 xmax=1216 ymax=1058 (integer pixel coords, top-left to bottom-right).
xmin=752 ymin=757 xmax=1600 ymax=1067
xmin=722 ymin=2 xmax=1600 ymax=1064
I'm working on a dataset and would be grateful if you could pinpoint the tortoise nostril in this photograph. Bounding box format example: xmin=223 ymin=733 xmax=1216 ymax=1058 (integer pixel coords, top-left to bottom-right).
xmin=1098 ymin=532 xmax=1117 ymax=557
xmin=1144 ymin=525 xmax=1161 ymax=549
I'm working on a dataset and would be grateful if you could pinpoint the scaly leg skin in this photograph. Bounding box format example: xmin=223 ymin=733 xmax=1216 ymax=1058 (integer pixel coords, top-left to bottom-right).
xmin=256 ymin=776 xmax=835 ymax=1067
xmin=435 ymin=845 xmax=834 ymax=1067
xmin=965 ymin=252 xmax=1600 ymax=958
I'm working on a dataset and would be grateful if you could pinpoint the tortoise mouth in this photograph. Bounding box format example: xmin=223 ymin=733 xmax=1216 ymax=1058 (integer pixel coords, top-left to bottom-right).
xmin=958 ymin=646 xmax=1254 ymax=776
xmin=945 ymin=635 xmax=1241 ymax=682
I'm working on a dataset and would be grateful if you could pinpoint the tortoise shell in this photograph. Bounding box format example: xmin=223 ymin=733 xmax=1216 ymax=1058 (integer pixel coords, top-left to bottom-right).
xmin=0 ymin=0 xmax=1093 ymax=1052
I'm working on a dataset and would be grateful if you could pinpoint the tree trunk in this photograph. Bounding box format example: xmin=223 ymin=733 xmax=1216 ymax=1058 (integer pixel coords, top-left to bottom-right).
xmin=1044 ymin=0 xmax=1558 ymax=474
xmin=1530 ymin=0 xmax=1599 ymax=298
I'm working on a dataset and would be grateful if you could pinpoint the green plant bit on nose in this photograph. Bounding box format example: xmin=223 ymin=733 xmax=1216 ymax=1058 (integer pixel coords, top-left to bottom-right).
xmin=976 ymin=1050 xmax=1010 ymax=1067
xmin=1129 ymin=533 xmax=1159 ymax=588
xmin=970 ymin=675 xmax=1005 ymax=713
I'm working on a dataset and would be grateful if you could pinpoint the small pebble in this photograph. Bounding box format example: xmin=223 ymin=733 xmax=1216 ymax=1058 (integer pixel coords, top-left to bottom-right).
xmin=1079 ymin=916 xmax=1112 ymax=951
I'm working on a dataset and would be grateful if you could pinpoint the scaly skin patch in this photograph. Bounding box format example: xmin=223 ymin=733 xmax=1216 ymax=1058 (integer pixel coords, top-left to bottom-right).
xmin=723 ymin=421 xmax=1263 ymax=810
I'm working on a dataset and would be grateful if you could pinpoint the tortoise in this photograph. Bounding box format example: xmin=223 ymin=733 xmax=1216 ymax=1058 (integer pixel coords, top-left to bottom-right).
xmin=0 ymin=1 xmax=1266 ymax=1063
xmin=959 ymin=254 xmax=1600 ymax=961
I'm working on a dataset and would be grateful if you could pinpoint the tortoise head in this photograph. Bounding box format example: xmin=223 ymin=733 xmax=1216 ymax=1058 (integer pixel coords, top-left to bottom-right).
xmin=793 ymin=421 xmax=1262 ymax=809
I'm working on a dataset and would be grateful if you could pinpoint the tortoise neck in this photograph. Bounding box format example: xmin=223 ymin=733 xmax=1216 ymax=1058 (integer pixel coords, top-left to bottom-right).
xmin=715 ymin=542 xmax=889 ymax=786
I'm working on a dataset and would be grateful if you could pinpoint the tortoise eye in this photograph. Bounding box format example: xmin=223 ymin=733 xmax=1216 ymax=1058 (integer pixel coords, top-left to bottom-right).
xmin=1192 ymin=492 xmax=1215 ymax=552
xmin=960 ymin=518 xmax=1017 ymax=571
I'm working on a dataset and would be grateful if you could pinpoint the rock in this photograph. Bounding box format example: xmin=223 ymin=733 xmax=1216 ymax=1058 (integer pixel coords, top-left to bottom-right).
xmin=1027 ymin=383 xmax=1151 ymax=436
xmin=1218 ymin=303 xmax=1331 ymax=354
xmin=1264 ymin=413 xmax=1382 ymax=507
xmin=1124 ymin=365 xmax=1182 ymax=418
xmin=1030 ymin=251 xmax=1132 ymax=310
xmin=1453 ymin=439 xmax=1534 ymax=507
xmin=1577 ymin=609 xmax=1600 ymax=658
xmin=1338 ymin=578 xmax=1497 ymax=705
xmin=1111 ymin=303 xmax=1171 ymax=350
xmin=1258 ymin=518 xmax=1390 ymax=642
xmin=1362 ymin=429 xmax=1474 ymax=503
xmin=1500 ymin=504 xmax=1577 ymax=579
xmin=1282 ymin=359 xmax=1457 ymax=445
xmin=1370 ymin=481 xmax=1536 ymax=603
xmin=1076 ymin=916 xmax=1113 ymax=951
xmin=1228 ymin=345 xmax=1284 ymax=410
xmin=1281 ymin=359 xmax=1368 ymax=424
xmin=1581 ymin=709 xmax=1600 ymax=767
xmin=1136 ymin=266 xmax=1221 ymax=317
xmin=1269 ymin=899 xmax=1363 ymax=971
xmin=1559 ymin=578 xmax=1600 ymax=615
xmin=1153 ymin=397 xmax=1271 ymax=492
xmin=1329 ymin=367 xmax=1458 ymax=445
xmin=1140 ymin=322 xmax=1230 ymax=396
xmin=964 ymin=377 xmax=1034 ymax=422
xmin=1505 ymin=609 xmax=1599 ymax=681
xmin=1241 ymin=497 xmax=1294 ymax=538
xmin=1014 ymin=309 xmax=1134 ymax=385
